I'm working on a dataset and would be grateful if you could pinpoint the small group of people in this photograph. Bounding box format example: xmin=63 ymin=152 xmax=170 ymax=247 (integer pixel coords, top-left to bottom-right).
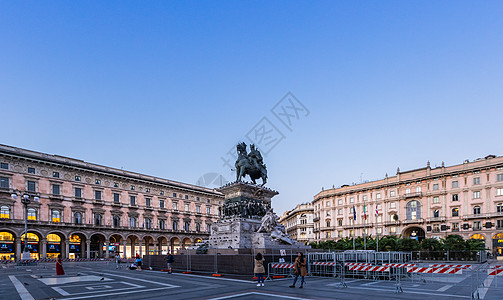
xmin=254 ymin=252 xmax=307 ymax=288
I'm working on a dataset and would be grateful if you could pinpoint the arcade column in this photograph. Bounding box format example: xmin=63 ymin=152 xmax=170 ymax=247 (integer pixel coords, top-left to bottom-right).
xmin=40 ymin=238 xmax=47 ymax=259
xmin=15 ymin=238 xmax=21 ymax=260
xmin=105 ymin=241 xmax=109 ymax=259
xmin=122 ymin=240 xmax=127 ymax=259
xmin=86 ymin=240 xmax=91 ymax=259
xmin=65 ymin=240 xmax=70 ymax=259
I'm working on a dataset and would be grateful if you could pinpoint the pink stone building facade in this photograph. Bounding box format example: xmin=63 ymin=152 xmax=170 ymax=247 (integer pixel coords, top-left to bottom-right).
xmin=0 ymin=144 xmax=223 ymax=260
xmin=312 ymin=155 xmax=503 ymax=255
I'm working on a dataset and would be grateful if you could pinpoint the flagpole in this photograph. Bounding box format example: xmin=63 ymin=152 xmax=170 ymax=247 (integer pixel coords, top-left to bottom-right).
xmin=375 ymin=197 xmax=379 ymax=252
xmin=363 ymin=203 xmax=366 ymax=251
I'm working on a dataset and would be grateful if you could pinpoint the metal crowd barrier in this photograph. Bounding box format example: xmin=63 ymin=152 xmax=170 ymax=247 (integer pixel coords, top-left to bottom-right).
xmin=266 ymin=263 xmax=294 ymax=280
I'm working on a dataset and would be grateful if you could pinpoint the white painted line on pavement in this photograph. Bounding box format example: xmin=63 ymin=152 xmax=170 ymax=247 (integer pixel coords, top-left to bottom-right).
xmin=348 ymin=286 xmax=469 ymax=298
xmin=478 ymin=275 xmax=495 ymax=299
xmin=437 ymin=284 xmax=453 ymax=292
xmin=90 ymin=272 xmax=179 ymax=287
xmin=8 ymin=275 xmax=35 ymax=300
xmin=208 ymin=292 xmax=311 ymax=300
xmin=171 ymin=272 xmax=255 ymax=283
xmin=61 ymin=286 xmax=175 ymax=300
xmin=52 ymin=286 xmax=71 ymax=296
xmin=362 ymin=281 xmax=381 ymax=286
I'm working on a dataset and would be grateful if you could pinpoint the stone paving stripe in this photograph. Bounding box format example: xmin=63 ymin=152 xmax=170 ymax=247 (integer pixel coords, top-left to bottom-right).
xmin=91 ymin=272 xmax=179 ymax=287
xmin=61 ymin=286 xmax=175 ymax=300
xmin=8 ymin=275 xmax=35 ymax=300
xmin=171 ymin=272 xmax=256 ymax=283
xmin=208 ymin=292 xmax=311 ymax=300
xmin=52 ymin=286 xmax=71 ymax=296
xmin=39 ymin=275 xmax=112 ymax=285
xmin=436 ymin=284 xmax=453 ymax=292
xmin=346 ymin=286 xmax=470 ymax=298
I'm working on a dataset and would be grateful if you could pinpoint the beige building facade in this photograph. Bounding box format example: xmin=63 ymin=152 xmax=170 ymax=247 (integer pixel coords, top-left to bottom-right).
xmin=279 ymin=203 xmax=314 ymax=244
xmin=313 ymin=155 xmax=503 ymax=256
xmin=0 ymin=144 xmax=223 ymax=260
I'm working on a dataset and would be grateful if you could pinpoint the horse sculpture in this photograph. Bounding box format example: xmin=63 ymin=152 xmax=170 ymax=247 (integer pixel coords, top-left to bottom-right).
xmin=235 ymin=142 xmax=267 ymax=185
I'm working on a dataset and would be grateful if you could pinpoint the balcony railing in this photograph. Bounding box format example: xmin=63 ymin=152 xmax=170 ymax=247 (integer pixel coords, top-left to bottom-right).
xmin=402 ymin=192 xmax=422 ymax=199
xmin=462 ymin=213 xmax=488 ymax=220
xmin=383 ymin=220 xmax=401 ymax=226
xmin=426 ymin=217 xmax=446 ymax=222
xmin=402 ymin=218 xmax=424 ymax=224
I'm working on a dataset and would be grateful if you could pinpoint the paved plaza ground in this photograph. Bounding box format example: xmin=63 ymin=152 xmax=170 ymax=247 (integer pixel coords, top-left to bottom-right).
xmin=1 ymin=261 xmax=503 ymax=300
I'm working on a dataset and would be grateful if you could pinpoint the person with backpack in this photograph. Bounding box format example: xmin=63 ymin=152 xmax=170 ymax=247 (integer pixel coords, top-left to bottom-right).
xmin=166 ymin=252 xmax=174 ymax=273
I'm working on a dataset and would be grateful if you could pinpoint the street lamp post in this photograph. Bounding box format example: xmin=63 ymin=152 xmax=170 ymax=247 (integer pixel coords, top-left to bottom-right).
xmin=11 ymin=192 xmax=39 ymax=260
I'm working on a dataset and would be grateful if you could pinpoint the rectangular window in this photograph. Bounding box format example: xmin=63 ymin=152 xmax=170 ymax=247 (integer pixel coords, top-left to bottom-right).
xmin=338 ymin=209 xmax=343 ymax=215
xmin=390 ymin=227 xmax=396 ymax=233
xmin=497 ymin=220 xmax=503 ymax=229
xmin=185 ymin=203 xmax=189 ymax=211
xmin=196 ymin=205 xmax=200 ymax=213
xmin=338 ymin=219 xmax=343 ymax=226
xmin=452 ymin=194 xmax=459 ymax=201
xmin=497 ymin=174 xmax=503 ymax=182
xmin=473 ymin=191 xmax=481 ymax=199
xmin=338 ymin=199 xmax=342 ymax=205
xmin=433 ymin=196 xmax=440 ymax=204
xmin=452 ymin=223 xmax=459 ymax=231
xmin=52 ymin=184 xmax=60 ymax=195
xmin=94 ymin=190 xmax=102 ymax=200
xmin=405 ymin=188 xmax=411 ymax=194
xmin=27 ymin=181 xmax=36 ymax=192
xmin=416 ymin=186 xmax=422 ymax=192
xmin=497 ymin=188 xmax=503 ymax=196
xmin=113 ymin=193 xmax=120 ymax=203
xmin=206 ymin=207 xmax=211 ymax=214
xmin=130 ymin=196 xmax=136 ymax=205
xmin=433 ymin=224 xmax=440 ymax=232
xmin=452 ymin=181 xmax=459 ymax=188
xmin=362 ymin=195 xmax=367 ymax=201
xmin=350 ymin=197 xmax=354 ymax=203
xmin=376 ymin=193 xmax=381 ymax=199
xmin=390 ymin=202 xmax=396 ymax=209
xmin=473 ymin=221 xmax=482 ymax=230
xmin=473 ymin=177 xmax=480 ymax=185
xmin=452 ymin=208 xmax=459 ymax=217
xmin=52 ymin=172 xmax=59 ymax=178
xmin=74 ymin=187 xmax=82 ymax=198
xmin=146 ymin=198 xmax=151 ymax=207
xmin=173 ymin=193 xmax=177 ymax=197
xmin=390 ymin=190 xmax=396 ymax=197
xmin=28 ymin=167 xmax=35 ymax=174
xmin=159 ymin=199 xmax=165 ymax=208
xmin=0 ymin=177 xmax=9 ymax=188
xmin=433 ymin=184 xmax=439 ymax=190
xmin=185 ymin=195 xmax=189 ymax=199
xmin=173 ymin=202 xmax=178 ymax=210
xmin=0 ymin=162 xmax=8 ymax=169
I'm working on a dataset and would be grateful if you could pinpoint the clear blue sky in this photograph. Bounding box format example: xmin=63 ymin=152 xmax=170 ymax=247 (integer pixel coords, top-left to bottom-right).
xmin=1 ymin=1 xmax=502 ymax=214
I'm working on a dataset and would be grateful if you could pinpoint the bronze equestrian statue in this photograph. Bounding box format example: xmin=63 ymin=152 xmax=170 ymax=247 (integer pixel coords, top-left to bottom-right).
xmin=235 ymin=142 xmax=268 ymax=185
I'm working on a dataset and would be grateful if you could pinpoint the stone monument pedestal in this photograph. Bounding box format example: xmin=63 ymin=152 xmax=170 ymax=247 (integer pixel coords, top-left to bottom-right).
xmin=208 ymin=181 xmax=309 ymax=250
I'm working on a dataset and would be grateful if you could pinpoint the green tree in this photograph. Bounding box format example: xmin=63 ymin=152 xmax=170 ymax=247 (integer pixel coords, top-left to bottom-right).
xmin=442 ymin=235 xmax=466 ymax=251
xmin=420 ymin=238 xmax=442 ymax=251
xmin=397 ymin=238 xmax=420 ymax=251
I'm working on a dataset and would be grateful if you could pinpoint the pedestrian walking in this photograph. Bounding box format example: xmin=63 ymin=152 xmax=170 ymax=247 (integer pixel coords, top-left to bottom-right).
xmin=254 ymin=252 xmax=265 ymax=287
xmin=115 ymin=253 xmax=121 ymax=269
xmin=56 ymin=254 xmax=65 ymax=276
xmin=165 ymin=252 xmax=174 ymax=273
xmin=289 ymin=252 xmax=307 ymax=288
xmin=135 ymin=254 xmax=142 ymax=271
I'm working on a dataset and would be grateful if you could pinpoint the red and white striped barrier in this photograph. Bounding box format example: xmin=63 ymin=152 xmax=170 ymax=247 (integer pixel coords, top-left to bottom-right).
xmin=0 ymin=260 xmax=15 ymax=264
xmin=407 ymin=267 xmax=462 ymax=274
xmin=344 ymin=262 xmax=372 ymax=266
xmin=270 ymin=263 xmax=294 ymax=269
xmin=488 ymin=269 xmax=503 ymax=276
xmin=382 ymin=263 xmax=416 ymax=268
xmin=312 ymin=262 xmax=337 ymax=266
xmin=490 ymin=265 xmax=503 ymax=269
xmin=348 ymin=265 xmax=390 ymax=272
xmin=430 ymin=264 xmax=471 ymax=269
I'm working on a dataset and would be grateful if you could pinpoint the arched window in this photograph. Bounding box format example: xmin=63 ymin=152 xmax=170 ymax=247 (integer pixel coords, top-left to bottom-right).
xmin=130 ymin=217 xmax=136 ymax=228
xmin=326 ymin=220 xmax=331 ymax=227
xmin=406 ymin=200 xmax=421 ymax=220
xmin=27 ymin=208 xmax=36 ymax=221
xmin=195 ymin=223 xmax=201 ymax=232
xmin=0 ymin=206 xmax=9 ymax=219
xmin=159 ymin=219 xmax=165 ymax=230
xmin=52 ymin=210 xmax=60 ymax=223
xmin=497 ymin=203 xmax=503 ymax=213
xmin=473 ymin=206 xmax=481 ymax=215
xmin=113 ymin=216 xmax=120 ymax=227
xmin=184 ymin=222 xmax=190 ymax=231
xmin=172 ymin=221 xmax=178 ymax=231
xmin=74 ymin=212 xmax=82 ymax=224
xmin=452 ymin=207 xmax=459 ymax=217
xmin=145 ymin=218 xmax=151 ymax=229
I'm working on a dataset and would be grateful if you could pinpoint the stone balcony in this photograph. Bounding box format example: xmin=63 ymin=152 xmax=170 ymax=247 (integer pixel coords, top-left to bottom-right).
xmin=402 ymin=218 xmax=424 ymax=225
xmin=401 ymin=192 xmax=422 ymax=199
xmin=426 ymin=216 xmax=447 ymax=223
xmin=462 ymin=213 xmax=489 ymax=220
